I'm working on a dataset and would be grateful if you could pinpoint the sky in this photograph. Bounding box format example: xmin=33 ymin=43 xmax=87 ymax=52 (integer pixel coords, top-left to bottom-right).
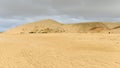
xmin=0 ymin=0 xmax=120 ymax=31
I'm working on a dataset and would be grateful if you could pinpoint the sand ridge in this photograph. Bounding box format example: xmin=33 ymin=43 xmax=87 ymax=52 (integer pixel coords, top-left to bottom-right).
xmin=4 ymin=19 xmax=120 ymax=34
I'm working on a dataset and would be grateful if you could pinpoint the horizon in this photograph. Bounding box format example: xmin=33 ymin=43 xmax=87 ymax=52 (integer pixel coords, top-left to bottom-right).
xmin=1 ymin=18 xmax=120 ymax=32
xmin=1 ymin=18 xmax=120 ymax=33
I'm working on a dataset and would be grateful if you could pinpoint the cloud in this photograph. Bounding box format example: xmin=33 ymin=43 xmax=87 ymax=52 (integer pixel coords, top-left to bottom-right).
xmin=0 ymin=0 xmax=58 ymax=17
xmin=53 ymin=0 xmax=120 ymax=17
xmin=0 ymin=15 xmax=96 ymax=32
xmin=0 ymin=0 xmax=120 ymax=31
xmin=0 ymin=0 xmax=120 ymax=17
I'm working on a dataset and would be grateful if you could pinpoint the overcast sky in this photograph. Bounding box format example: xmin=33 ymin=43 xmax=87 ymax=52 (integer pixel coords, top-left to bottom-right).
xmin=0 ymin=0 xmax=120 ymax=31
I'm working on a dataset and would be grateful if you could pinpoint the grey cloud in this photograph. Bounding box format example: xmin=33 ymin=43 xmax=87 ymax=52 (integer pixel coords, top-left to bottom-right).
xmin=0 ymin=0 xmax=57 ymax=17
xmin=0 ymin=0 xmax=120 ymax=17
xmin=53 ymin=0 xmax=120 ymax=17
xmin=0 ymin=0 xmax=120 ymax=32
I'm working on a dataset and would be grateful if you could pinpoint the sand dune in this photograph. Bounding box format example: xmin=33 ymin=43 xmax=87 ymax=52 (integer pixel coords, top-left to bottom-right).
xmin=5 ymin=19 xmax=64 ymax=34
xmin=5 ymin=19 xmax=120 ymax=34
xmin=1 ymin=19 xmax=120 ymax=68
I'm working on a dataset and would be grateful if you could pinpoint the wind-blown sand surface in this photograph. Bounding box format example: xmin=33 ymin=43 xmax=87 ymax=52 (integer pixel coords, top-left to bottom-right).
xmin=5 ymin=19 xmax=120 ymax=34
xmin=1 ymin=19 xmax=120 ymax=68
xmin=0 ymin=33 xmax=120 ymax=68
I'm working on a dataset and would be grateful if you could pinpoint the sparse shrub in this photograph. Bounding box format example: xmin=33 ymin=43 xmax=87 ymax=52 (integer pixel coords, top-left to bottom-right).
xmin=29 ymin=32 xmax=36 ymax=34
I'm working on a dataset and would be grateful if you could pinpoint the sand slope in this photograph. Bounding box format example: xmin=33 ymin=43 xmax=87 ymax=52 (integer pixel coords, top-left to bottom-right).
xmin=5 ymin=19 xmax=120 ymax=34
xmin=0 ymin=33 xmax=120 ymax=68
xmin=5 ymin=19 xmax=65 ymax=34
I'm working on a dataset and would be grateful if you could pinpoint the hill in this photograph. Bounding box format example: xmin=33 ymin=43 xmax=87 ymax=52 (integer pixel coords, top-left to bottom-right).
xmin=4 ymin=19 xmax=120 ymax=34
xmin=5 ymin=19 xmax=65 ymax=34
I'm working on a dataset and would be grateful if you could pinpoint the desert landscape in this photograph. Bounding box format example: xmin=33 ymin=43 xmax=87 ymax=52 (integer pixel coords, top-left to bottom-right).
xmin=0 ymin=19 xmax=120 ymax=68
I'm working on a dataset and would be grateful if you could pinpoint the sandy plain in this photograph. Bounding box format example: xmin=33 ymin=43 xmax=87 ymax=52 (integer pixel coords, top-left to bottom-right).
xmin=0 ymin=33 xmax=120 ymax=68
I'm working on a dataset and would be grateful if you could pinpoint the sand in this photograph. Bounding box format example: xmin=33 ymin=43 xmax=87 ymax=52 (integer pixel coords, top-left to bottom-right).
xmin=0 ymin=33 xmax=120 ymax=68
xmin=5 ymin=19 xmax=120 ymax=34
xmin=1 ymin=19 xmax=120 ymax=68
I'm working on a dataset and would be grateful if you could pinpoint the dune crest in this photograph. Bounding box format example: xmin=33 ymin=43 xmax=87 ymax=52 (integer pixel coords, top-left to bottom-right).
xmin=4 ymin=19 xmax=120 ymax=34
